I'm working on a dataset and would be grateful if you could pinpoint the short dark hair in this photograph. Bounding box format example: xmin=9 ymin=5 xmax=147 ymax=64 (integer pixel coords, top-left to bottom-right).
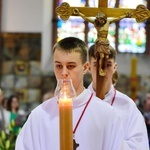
xmin=88 ymin=44 xmax=117 ymax=61
xmin=53 ymin=37 xmax=88 ymax=64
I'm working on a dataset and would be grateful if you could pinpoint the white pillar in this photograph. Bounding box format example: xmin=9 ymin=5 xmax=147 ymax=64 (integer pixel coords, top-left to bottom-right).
xmin=1 ymin=0 xmax=43 ymax=32
xmin=41 ymin=0 xmax=53 ymax=73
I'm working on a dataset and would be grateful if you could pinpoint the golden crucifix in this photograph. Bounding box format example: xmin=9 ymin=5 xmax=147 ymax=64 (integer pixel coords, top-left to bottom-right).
xmin=56 ymin=0 xmax=150 ymax=99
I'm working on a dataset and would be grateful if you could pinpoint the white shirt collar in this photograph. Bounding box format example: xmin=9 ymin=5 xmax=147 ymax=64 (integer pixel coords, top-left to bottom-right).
xmin=73 ymin=89 xmax=93 ymax=108
xmin=88 ymin=83 xmax=115 ymax=104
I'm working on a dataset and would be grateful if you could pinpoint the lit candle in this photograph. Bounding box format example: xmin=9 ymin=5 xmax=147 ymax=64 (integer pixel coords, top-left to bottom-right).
xmin=59 ymin=96 xmax=73 ymax=150
xmin=57 ymin=79 xmax=75 ymax=150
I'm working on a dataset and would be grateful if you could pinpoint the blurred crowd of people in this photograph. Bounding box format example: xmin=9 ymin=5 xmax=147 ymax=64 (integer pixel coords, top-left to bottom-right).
xmin=0 ymin=89 xmax=27 ymax=134
xmin=0 ymin=89 xmax=53 ymax=134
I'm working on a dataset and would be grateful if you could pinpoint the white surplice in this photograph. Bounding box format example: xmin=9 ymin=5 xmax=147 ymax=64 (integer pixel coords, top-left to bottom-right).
xmin=88 ymin=83 xmax=149 ymax=150
xmin=15 ymin=89 xmax=124 ymax=150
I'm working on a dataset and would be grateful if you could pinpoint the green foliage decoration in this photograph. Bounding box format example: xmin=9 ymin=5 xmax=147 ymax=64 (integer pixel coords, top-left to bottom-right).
xmin=0 ymin=120 xmax=21 ymax=150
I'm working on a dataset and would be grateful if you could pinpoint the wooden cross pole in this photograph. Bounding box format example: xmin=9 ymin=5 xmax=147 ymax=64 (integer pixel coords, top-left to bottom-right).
xmin=56 ymin=0 xmax=150 ymax=99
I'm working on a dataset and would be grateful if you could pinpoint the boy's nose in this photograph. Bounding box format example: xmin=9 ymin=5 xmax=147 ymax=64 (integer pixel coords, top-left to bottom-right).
xmin=61 ymin=67 xmax=68 ymax=78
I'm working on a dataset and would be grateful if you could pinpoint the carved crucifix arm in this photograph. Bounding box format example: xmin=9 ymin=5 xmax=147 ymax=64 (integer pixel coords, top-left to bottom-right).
xmin=73 ymin=8 xmax=94 ymax=24
xmin=109 ymin=12 xmax=132 ymax=23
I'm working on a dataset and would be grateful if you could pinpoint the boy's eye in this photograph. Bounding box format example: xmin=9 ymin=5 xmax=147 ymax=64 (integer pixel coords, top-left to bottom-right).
xmin=106 ymin=63 xmax=112 ymax=67
xmin=67 ymin=65 xmax=75 ymax=69
xmin=56 ymin=64 xmax=62 ymax=69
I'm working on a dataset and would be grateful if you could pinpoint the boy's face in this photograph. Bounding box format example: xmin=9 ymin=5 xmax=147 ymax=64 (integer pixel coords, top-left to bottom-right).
xmin=89 ymin=57 xmax=117 ymax=90
xmin=53 ymin=49 xmax=88 ymax=94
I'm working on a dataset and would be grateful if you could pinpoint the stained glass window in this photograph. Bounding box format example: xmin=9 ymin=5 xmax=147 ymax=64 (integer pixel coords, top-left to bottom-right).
xmin=118 ymin=0 xmax=147 ymax=53
xmin=57 ymin=0 xmax=86 ymax=42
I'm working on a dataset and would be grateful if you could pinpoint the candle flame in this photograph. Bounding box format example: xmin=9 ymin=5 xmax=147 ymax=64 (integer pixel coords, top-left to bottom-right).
xmin=63 ymin=91 xmax=68 ymax=99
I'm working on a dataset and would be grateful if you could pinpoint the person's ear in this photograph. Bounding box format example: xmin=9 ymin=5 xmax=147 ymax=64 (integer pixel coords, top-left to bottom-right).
xmin=89 ymin=65 xmax=91 ymax=71
xmin=88 ymin=63 xmax=92 ymax=74
xmin=113 ymin=62 xmax=117 ymax=74
xmin=83 ymin=62 xmax=89 ymax=74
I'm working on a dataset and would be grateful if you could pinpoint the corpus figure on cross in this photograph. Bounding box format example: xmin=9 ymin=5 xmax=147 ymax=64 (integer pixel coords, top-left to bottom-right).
xmin=73 ymin=9 xmax=131 ymax=76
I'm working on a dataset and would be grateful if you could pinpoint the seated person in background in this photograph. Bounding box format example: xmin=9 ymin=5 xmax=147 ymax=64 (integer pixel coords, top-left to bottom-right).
xmin=88 ymin=44 xmax=149 ymax=149
xmin=7 ymin=95 xmax=26 ymax=134
xmin=2 ymin=97 xmax=8 ymax=110
xmin=0 ymin=89 xmax=10 ymax=133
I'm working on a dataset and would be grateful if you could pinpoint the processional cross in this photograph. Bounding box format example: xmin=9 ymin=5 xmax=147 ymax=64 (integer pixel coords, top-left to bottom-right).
xmin=56 ymin=0 xmax=150 ymax=100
